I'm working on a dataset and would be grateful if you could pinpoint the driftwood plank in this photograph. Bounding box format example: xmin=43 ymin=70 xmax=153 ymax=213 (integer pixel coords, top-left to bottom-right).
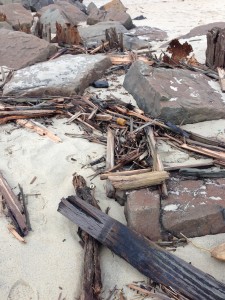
xmin=58 ymin=196 xmax=225 ymax=300
xmin=0 ymin=172 xmax=28 ymax=236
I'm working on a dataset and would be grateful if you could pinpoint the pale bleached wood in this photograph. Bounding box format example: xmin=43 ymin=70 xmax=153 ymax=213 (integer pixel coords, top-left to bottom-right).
xmin=106 ymin=128 xmax=115 ymax=198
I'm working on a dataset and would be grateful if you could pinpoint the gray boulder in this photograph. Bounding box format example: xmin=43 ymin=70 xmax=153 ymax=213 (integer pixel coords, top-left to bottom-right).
xmin=79 ymin=21 xmax=127 ymax=47
xmin=3 ymin=54 xmax=111 ymax=96
xmin=128 ymin=26 xmax=168 ymax=42
xmin=40 ymin=2 xmax=87 ymax=33
xmin=123 ymin=61 xmax=225 ymax=124
xmin=0 ymin=29 xmax=57 ymax=69
xmin=54 ymin=0 xmax=87 ymax=14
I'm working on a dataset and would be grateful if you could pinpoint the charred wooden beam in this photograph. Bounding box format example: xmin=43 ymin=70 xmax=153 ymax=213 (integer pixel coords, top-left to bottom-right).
xmin=58 ymin=196 xmax=225 ymax=300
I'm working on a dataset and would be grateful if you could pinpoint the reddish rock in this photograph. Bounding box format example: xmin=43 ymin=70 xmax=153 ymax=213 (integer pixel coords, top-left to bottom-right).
xmin=162 ymin=178 xmax=225 ymax=238
xmin=0 ymin=3 xmax=32 ymax=30
xmin=0 ymin=29 xmax=57 ymax=69
xmin=125 ymin=189 xmax=161 ymax=241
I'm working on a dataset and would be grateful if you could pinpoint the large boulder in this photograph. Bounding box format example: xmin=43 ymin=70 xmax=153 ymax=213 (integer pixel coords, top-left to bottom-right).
xmin=0 ymin=29 xmax=57 ymax=69
xmin=123 ymin=61 xmax=225 ymax=124
xmin=79 ymin=21 xmax=147 ymax=50
xmin=3 ymin=54 xmax=111 ymax=96
xmin=162 ymin=178 xmax=225 ymax=238
xmin=0 ymin=3 xmax=32 ymax=30
xmin=79 ymin=21 xmax=127 ymax=47
xmin=40 ymin=2 xmax=87 ymax=33
xmin=56 ymin=0 xmax=87 ymax=13
xmin=87 ymin=8 xmax=133 ymax=30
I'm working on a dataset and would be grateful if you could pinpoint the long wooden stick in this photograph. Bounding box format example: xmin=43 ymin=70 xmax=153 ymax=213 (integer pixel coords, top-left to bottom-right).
xmin=106 ymin=128 xmax=115 ymax=198
xmin=72 ymin=175 xmax=102 ymax=300
xmin=181 ymin=143 xmax=225 ymax=161
xmin=0 ymin=172 xmax=28 ymax=236
xmin=58 ymin=197 xmax=225 ymax=300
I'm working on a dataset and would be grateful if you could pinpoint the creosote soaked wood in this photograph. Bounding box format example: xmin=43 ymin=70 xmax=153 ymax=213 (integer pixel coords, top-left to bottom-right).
xmin=72 ymin=175 xmax=102 ymax=300
xmin=58 ymin=196 xmax=225 ymax=300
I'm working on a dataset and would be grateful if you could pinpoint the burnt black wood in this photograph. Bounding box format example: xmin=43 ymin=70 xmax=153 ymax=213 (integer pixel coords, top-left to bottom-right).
xmin=58 ymin=196 xmax=225 ymax=300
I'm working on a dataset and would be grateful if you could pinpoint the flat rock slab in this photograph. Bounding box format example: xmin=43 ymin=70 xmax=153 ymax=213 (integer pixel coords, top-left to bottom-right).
xmin=3 ymin=54 xmax=111 ymax=96
xmin=0 ymin=29 xmax=57 ymax=69
xmin=123 ymin=61 xmax=225 ymax=124
xmin=0 ymin=3 xmax=32 ymax=30
xmin=162 ymin=178 xmax=225 ymax=238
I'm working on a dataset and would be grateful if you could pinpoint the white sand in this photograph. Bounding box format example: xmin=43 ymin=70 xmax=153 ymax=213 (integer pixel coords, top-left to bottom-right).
xmin=1 ymin=1 xmax=225 ymax=299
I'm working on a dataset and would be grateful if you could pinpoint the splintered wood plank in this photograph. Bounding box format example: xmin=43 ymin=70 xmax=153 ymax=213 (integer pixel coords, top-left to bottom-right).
xmin=0 ymin=172 xmax=28 ymax=236
xmin=17 ymin=119 xmax=62 ymax=143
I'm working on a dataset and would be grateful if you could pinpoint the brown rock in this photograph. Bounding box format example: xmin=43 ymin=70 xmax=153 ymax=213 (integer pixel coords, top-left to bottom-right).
xmin=0 ymin=29 xmax=57 ymax=69
xmin=125 ymin=189 xmax=161 ymax=241
xmin=162 ymin=178 xmax=225 ymax=238
xmin=100 ymin=0 xmax=127 ymax=12
xmin=0 ymin=3 xmax=32 ymax=30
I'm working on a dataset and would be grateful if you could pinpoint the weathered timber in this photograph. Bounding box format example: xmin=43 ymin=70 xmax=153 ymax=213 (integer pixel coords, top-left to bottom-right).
xmin=181 ymin=143 xmax=225 ymax=161
xmin=145 ymin=127 xmax=168 ymax=197
xmin=58 ymin=196 xmax=225 ymax=300
xmin=72 ymin=175 xmax=102 ymax=300
xmin=0 ymin=172 xmax=28 ymax=236
xmin=100 ymin=168 xmax=152 ymax=180
xmin=206 ymin=27 xmax=225 ymax=69
xmin=108 ymin=171 xmax=169 ymax=190
xmin=106 ymin=128 xmax=116 ymax=198
xmin=218 ymin=67 xmax=225 ymax=92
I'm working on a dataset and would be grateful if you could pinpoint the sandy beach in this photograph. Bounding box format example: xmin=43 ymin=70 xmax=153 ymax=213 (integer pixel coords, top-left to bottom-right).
xmin=1 ymin=0 xmax=225 ymax=299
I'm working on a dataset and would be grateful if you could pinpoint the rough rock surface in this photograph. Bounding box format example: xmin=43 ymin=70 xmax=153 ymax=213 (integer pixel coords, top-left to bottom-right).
xmin=87 ymin=7 xmax=133 ymax=30
xmin=100 ymin=0 xmax=127 ymax=12
xmin=125 ymin=189 xmax=161 ymax=241
xmin=0 ymin=29 xmax=57 ymax=69
xmin=3 ymin=54 xmax=111 ymax=96
xmin=123 ymin=61 xmax=225 ymax=124
xmin=0 ymin=21 xmax=13 ymax=30
xmin=79 ymin=21 xmax=127 ymax=47
xmin=21 ymin=0 xmax=53 ymax=10
xmin=128 ymin=26 xmax=168 ymax=42
xmin=123 ymin=61 xmax=161 ymax=118
xmin=162 ymin=178 xmax=225 ymax=238
xmin=0 ymin=3 xmax=32 ymax=30
xmin=57 ymin=0 xmax=87 ymax=13
xmin=40 ymin=2 xmax=87 ymax=33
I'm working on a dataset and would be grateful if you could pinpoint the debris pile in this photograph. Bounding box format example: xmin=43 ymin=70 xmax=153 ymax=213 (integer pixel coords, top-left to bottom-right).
xmin=1 ymin=0 xmax=225 ymax=299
